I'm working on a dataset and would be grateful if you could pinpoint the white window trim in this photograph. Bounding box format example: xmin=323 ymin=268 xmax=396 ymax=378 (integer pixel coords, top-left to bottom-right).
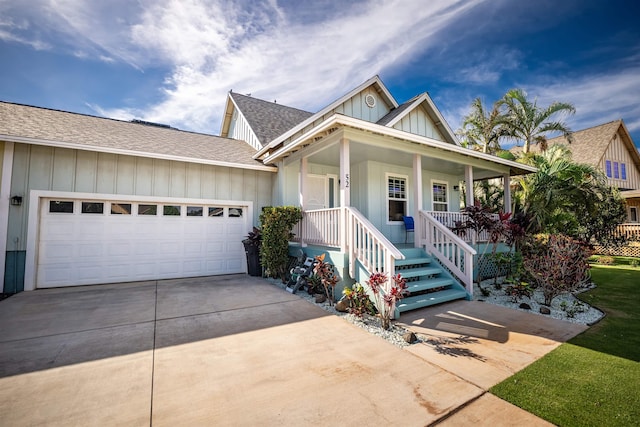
xmin=386 ymin=173 xmax=409 ymax=224
xmin=431 ymin=179 xmax=449 ymax=212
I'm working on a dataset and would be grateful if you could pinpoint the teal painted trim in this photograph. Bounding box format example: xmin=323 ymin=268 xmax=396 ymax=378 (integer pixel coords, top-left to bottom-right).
xmin=4 ymin=251 xmax=25 ymax=293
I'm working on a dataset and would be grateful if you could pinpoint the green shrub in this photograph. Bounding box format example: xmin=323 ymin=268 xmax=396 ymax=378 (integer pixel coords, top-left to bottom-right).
xmin=597 ymin=256 xmax=615 ymax=265
xmin=259 ymin=206 xmax=303 ymax=282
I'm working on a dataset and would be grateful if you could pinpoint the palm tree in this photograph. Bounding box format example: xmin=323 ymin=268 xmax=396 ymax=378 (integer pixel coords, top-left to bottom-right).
xmin=513 ymin=145 xmax=626 ymax=240
xmin=499 ymin=89 xmax=576 ymax=154
xmin=457 ymin=97 xmax=509 ymax=154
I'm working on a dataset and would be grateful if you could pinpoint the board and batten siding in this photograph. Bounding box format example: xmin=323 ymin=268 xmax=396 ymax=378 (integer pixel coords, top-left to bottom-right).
xmin=228 ymin=108 xmax=263 ymax=151
xmin=281 ymin=87 xmax=393 ymax=150
xmin=392 ymin=106 xmax=446 ymax=142
xmin=601 ymin=131 xmax=640 ymax=190
xmin=7 ymin=143 xmax=274 ymax=251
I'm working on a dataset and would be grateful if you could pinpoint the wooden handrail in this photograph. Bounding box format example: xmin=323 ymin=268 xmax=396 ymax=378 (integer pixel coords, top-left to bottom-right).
xmin=418 ymin=211 xmax=476 ymax=295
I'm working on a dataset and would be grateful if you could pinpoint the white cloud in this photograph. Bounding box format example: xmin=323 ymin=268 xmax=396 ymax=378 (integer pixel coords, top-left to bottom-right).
xmin=529 ymin=66 xmax=640 ymax=135
xmin=95 ymin=0 xmax=485 ymax=133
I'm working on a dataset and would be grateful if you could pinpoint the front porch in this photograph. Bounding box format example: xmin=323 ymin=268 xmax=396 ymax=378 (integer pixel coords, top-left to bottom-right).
xmin=292 ymin=208 xmax=501 ymax=315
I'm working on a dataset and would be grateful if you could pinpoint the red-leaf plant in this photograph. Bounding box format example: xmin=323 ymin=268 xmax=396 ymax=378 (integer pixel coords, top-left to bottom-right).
xmin=366 ymin=272 xmax=408 ymax=330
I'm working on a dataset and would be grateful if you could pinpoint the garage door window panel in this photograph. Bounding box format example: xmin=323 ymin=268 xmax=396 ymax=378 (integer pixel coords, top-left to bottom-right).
xmin=82 ymin=202 xmax=104 ymax=214
xmin=111 ymin=203 xmax=132 ymax=215
xmin=163 ymin=205 xmax=181 ymax=216
xmin=49 ymin=200 xmax=74 ymax=213
xmin=187 ymin=206 xmax=203 ymax=216
xmin=138 ymin=204 xmax=157 ymax=215
xmin=229 ymin=207 xmax=243 ymax=217
xmin=208 ymin=207 xmax=224 ymax=217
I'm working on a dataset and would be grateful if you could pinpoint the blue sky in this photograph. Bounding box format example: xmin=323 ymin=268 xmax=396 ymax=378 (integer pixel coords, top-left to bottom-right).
xmin=1 ymin=0 xmax=639 ymax=147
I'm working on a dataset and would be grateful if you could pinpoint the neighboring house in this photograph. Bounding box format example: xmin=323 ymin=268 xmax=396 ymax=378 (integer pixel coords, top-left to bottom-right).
xmin=1 ymin=76 xmax=535 ymax=313
xmin=514 ymin=120 xmax=640 ymax=223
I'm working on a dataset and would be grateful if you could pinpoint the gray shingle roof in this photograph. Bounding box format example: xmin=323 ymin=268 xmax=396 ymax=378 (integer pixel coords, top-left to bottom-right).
xmin=376 ymin=95 xmax=420 ymax=126
xmin=230 ymin=93 xmax=313 ymax=145
xmin=545 ymin=120 xmax=622 ymax=165
xmin=0 ymin=101 xmax=268 ymax=169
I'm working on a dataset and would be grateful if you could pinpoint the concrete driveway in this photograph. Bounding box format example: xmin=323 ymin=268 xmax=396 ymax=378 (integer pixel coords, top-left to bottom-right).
xmin=0 ymin=275 xmax=586 ymax=426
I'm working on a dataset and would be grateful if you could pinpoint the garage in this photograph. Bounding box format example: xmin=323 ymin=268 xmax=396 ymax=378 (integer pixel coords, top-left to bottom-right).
xmin=33 ymin=194 xmax=251 ymax=288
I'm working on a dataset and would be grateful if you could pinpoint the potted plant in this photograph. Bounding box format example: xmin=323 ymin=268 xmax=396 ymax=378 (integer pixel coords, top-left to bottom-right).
xmin=242 ymin=227 xmax=262 ymax=276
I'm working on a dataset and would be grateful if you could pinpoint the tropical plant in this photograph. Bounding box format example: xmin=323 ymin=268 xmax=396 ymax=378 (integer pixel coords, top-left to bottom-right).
xmin=522 ymin=234 xmax=592 ymax=306
xmin=499 ymin=88 xmax=575 ymax=154
xmin=342 ymin=283 xmax=376 ymax=317
xmin=457 ymin=97 xmax=510 ymax=154
xmin=365 ymin=272 xmax=408 ymax=330
xmin=513 ymin=145 xmax=626 ymax=240
xmin=259 ymin=206 xmax=303 ymax=282
xmin=312 ymin=253 xmax=339 ymax=305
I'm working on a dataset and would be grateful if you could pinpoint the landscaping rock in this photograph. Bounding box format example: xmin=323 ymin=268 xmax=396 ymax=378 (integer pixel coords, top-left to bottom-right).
xmin=314 ymin=294 xmax=327 ymax=304
xmin=335 ymin=299 xmax=348 ymax=312
xmin=519 ymin=303 xmax=531 ymax=310
xmin=540 ymin=306 xmax=551 ymax=315
xmin=403 ymin=332 xmax=418 ymax=344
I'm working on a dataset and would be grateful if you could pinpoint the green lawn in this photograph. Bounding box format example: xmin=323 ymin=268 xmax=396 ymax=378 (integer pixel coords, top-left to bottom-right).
xmin=491 ymin=264 xmax=640 ymax=426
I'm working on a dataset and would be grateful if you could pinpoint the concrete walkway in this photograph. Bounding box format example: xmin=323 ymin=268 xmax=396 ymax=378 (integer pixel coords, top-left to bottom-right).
xmin=0 ymin=275 xmax=586 ymax=426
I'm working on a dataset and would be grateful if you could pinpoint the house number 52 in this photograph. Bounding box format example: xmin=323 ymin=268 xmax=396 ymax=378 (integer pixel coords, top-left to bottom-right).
xmin=344 ymin=174 xmax=350 ymax=188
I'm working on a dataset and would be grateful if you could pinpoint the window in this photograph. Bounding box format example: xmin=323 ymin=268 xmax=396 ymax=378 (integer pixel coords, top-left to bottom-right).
xmin=432 ymin=181 xmax=448 ymax=212
xmin=387 ymin=175 xmax=407 ymax=221
xmin=605 ymin=160 xmax=612 ymax=178
xmin=621 ymin=163 xmax=627 ymax=180
xmin=208 ymin=207 xmax=224 ymax=217
xmin=138 ymin=204 xmax=157 ymax=215
xmin=614 ymin=162 xmax=620 ymax=179
xmin=631 ymin=207 xmax=638 ymax=223
xmin=186 ymin=206 xmax=203 ymax=217
xmin=49 ymin=200 xmax=74 ymax=213
xmin=81 ymin=202 xmax=104 ymax=214
xmin=111 ymin=203 xmax=131 ymax=215
xmin=229 ymin=207 xmax=243 ymax=218
xmin=163 ymin=205 xmax=181 ymax=216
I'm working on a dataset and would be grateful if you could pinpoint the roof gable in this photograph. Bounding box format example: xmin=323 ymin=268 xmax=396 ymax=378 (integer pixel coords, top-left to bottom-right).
xmin=254 ymin=75 xmax=398 ymax=159
xmin=221 ymin=92 xmax=313 ymax=148
xmin=377 ymin=93 xmax=458 ymax=145
xmin=0 ymin=101 xmax=273 ymax=171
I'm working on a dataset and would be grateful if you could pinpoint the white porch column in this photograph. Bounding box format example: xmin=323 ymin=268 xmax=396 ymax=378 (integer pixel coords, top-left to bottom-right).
xmin=299 ymin=157 xmax=308 ymax=246
xmin=339 ymin=138 xmax=350 ymax=251
xmin=413 ymin=154 xmax=422 ymax=247
xmin=0 ymin=142 xmax=15 ymax=292
xmin=299 ymin=157 xmax=307 ymax=209
xmin=339 ymin=138 xmax=350 ymax=207
xmin=464 ymin=165 xmax=474 ymax=208
xmin=503 ymin=173 xmax=512 ymax=213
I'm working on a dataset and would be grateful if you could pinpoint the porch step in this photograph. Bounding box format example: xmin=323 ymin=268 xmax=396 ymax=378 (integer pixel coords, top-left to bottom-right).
xmin=395 ymin=257 xmax=431 ymax=267
xmin=406 ymin=277 xmax=455 ymax=293
xmin=390 ymin=248 xmax=469 ymax=318
xmin=396 ymin=288 xmax=468 ymax=313
xmin=399 ymin=266 xmax=443 ymax=279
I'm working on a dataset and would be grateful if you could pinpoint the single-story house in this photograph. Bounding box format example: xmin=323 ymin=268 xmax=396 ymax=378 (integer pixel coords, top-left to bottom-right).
xmin=1 ymin=76 xmax=535 ymax=313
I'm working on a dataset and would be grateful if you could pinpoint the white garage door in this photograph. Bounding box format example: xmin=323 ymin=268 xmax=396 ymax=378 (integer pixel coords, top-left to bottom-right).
xmin=36 ymin=197 xmax=250 ymax=288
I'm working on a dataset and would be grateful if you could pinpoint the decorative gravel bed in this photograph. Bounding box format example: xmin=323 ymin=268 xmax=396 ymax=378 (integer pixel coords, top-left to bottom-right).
xmin=267 ymin=277 xmax=604 ymax=348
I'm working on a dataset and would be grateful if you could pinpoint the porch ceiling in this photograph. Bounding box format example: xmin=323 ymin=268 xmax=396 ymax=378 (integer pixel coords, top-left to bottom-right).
xmin=308 ymin=140 xmax=504 ymax=180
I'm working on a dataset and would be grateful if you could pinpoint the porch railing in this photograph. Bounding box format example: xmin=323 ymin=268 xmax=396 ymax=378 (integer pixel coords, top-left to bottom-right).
xmin=613 ymin=223 xmax=640 ymax=241
xmin=425 ymin=211 xmax=495 ymax=243
xmin=293 ymin=207 xmax=404 ymax=287
xmin=293 ymin=208 xmax=342 ymax=247
xmin=345 ymin=207 xmax=404 ymax=279
xmin=418 ymin=211 xmax=476 ymax=294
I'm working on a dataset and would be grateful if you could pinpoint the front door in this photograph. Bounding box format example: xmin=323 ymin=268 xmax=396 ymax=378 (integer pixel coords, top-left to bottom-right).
xmin=305 ymin=174 xmax=328 ymax=210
